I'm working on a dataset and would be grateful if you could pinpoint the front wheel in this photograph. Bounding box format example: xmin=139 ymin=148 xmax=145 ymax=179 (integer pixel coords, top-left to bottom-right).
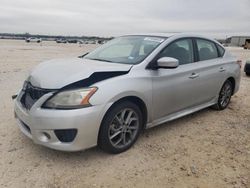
xmin=212 ymin=80 xmax=233 ymax=110
xmin=98 ymin=101 xmax=142 ymax=154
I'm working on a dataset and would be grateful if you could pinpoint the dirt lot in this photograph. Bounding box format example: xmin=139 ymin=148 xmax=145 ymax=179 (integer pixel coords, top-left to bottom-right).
xmin=0 ymin=39 xmax=249 ymax=188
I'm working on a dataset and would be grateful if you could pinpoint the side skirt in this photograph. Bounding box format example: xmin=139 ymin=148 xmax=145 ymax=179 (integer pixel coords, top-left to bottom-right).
xmin=146 ymin=100 xmax=216 ymax=129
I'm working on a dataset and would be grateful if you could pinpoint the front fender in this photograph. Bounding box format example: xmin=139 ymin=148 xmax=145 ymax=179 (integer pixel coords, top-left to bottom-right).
xmin=90 ymin=74 xmax=153 ymax=124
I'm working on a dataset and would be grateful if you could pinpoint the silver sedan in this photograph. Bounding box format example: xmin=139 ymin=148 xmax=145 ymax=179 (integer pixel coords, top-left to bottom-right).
xmin=14 ymin=33 xmax=241 ymax=153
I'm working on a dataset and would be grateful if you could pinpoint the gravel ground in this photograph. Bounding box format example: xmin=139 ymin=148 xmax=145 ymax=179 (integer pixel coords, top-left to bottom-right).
xmin=0 ymin=39 xmax=249 ymax=188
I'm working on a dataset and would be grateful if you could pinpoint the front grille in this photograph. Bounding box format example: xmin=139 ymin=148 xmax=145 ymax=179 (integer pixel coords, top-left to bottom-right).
xmin=20 ymin=82 xmax=54 ymax=110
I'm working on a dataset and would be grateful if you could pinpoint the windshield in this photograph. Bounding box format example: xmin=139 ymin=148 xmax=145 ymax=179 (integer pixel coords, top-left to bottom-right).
xmin=84 ymin=36 xmax=165 ymax=64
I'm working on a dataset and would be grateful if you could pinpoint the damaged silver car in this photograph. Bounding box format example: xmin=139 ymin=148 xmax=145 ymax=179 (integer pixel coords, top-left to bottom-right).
xmin=14 ymin=34 xmax=241 ymax=153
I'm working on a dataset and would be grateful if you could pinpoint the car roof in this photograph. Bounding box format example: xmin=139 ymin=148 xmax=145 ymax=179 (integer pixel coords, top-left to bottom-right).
xmin=123 ymin=33 xmax=173 ymax=38
xmin=124 ymin=32 xmax=216 ymax=40
xmin=123 ymin=33 xmax=221 ymax=46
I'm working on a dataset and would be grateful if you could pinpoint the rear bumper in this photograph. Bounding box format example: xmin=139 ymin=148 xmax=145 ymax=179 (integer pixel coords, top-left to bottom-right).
xmin=14 ymin=94 xmax=106 ymax=151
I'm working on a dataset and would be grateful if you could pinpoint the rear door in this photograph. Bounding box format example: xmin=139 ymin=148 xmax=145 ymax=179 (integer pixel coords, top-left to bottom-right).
xmin=151 ymin=38 xmax=227 ymax=121
xmin=192 ymin=38 xmax=228 ymax=103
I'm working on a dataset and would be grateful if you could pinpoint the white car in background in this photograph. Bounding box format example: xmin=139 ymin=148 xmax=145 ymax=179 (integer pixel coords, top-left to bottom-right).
xmin=25 ymin=37 xmax=42 ymax=43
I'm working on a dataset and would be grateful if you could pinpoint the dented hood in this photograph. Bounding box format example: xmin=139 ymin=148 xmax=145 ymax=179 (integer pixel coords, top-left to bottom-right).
xmin=29 ymin=58 xmax=132 ymax=89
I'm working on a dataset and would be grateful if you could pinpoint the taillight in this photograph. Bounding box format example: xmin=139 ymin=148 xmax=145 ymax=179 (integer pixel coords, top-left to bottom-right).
xmin=236 ymin=60 xmax=242 ymax=68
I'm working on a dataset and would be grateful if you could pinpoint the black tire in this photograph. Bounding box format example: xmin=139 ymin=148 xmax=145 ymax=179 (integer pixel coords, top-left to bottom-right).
xmin=98 ymin=101 xmax=143 ymax=154
xmin=246 ymin=72 xmax=250 ymax=76
xmin=212 ymin=80 xmax=233 ymax=110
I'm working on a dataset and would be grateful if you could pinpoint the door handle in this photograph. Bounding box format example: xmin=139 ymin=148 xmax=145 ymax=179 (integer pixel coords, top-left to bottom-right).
xmin=189 ymin=73 xmax=199 ymax=79
xmin=219 ymin=67 xmax=226 ymax=72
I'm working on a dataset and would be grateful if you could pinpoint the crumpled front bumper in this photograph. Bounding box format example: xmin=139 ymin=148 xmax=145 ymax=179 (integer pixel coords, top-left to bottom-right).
xmin=14 ymin=92 xmax=107 ymax=151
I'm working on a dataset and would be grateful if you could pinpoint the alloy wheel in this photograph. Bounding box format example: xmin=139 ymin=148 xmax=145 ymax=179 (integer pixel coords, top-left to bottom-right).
xmin=108 ymin=108 xmax=139 ymax=149
xmin=219 ymin=82 xmax=232 ymax=108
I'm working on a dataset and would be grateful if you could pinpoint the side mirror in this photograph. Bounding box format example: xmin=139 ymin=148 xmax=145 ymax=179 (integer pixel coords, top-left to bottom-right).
xmin=156 ymin=57 xmax=179 ymax=69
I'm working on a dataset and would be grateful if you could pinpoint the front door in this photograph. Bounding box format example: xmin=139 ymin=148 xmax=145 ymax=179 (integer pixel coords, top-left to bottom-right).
xmin=151 ymin=38 xmax=200 ymax=120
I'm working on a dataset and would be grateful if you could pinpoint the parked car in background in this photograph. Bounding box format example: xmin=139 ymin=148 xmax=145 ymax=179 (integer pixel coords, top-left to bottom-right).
xmin=88 ymin=40 xmax=96 ymax=44
xmin=56 ymin=38 xmax=67 ymax=43
xmin=14 ymin=33 xmax=241 ymax=154
xmin=67 ymin=39 xmax=78 ymax=43
xmin=98 ymin=40 xmax=106 ymax=44
xmin=25 ymin=37 xmax=42 ymax=43
xmin=78 ymin=40 xmax=88 ymax=44
xmin=78 ymin=40 xmax=83 ymax=44
xmin=244 ymin=59 xmax=250 ymax=76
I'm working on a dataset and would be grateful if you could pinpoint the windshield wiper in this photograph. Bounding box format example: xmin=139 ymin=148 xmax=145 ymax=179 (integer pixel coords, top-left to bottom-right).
xmin=88 ymin=58 xmax=113 ymax=63
xmin=78 ymin=52 xmax=89 ymax=58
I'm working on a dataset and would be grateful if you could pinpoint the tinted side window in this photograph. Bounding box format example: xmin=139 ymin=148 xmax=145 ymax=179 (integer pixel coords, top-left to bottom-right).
xmin=158 ymin=39 xmax=194 ymax=65
xmin=196 ymin=39 xmax=218 ymax=61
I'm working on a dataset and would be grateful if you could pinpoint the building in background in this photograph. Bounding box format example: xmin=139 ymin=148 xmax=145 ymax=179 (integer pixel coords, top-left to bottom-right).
xmin=226 ymin=36 xmax=250 ymax=47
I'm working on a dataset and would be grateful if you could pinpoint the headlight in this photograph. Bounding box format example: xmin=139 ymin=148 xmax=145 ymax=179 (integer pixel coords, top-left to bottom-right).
xmin=42 ymin=87 xmax=97 ymax=109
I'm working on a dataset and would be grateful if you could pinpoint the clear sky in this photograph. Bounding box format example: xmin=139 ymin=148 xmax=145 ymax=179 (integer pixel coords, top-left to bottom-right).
xmin=0 ymin=0 xmax=250 ymax=38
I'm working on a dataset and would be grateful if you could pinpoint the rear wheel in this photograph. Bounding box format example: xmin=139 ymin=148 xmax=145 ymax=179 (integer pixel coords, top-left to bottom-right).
xmin=98 ymin=101 xmax=142 ymax=154
xmin=246 ymin=72 xmax=250 ymax=76
xmin=212 ymin=80 xmax=233 ymax=110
